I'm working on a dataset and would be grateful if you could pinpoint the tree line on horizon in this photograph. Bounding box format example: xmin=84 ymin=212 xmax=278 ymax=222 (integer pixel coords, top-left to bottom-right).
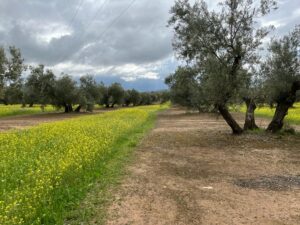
xmin=166 ymin=0 xmax=300 ymax=134
xmin=0 ymin=48 xmax=169 ymax=113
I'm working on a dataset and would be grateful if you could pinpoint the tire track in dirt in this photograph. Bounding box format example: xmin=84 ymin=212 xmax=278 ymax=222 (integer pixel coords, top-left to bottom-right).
xmin=105 ymin=108 xmax=300 ymax=225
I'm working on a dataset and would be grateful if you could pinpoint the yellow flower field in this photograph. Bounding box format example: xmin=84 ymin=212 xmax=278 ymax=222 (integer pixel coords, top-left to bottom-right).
xmin=238 ymin=102 xmax=300 ymax=125
xmin=0 ymin=105 xmax=167 ymax=225
xmin=0 ymin=105 xmax=58 ymax=118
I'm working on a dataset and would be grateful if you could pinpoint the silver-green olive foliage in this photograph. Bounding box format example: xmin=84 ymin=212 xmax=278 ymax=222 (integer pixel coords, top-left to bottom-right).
xmin=124 ymin=89 xmax=141 ymax=106
xmin=108 ymin=83 xmax=125 ymax=107
xmin=79 ymin=75 xmax=101 ymax=106
xmin=52 ymin=75 xmax=78 ymax=108
xmin=168 ymin=0 xmax=276 ymax=105
xmin=262 ymin=26 xmax=300 ymax=105
xmin=0 ymin=46 xmax=25 ymax=104
xmin=166 ymin=66 xmax=200 ymax=107
xmin=24 ymin=65 xmax=56 ymax=105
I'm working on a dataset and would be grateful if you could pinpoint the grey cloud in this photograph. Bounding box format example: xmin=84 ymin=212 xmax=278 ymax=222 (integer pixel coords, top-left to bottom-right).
xmin=0 ymin=0 xmax=299 ymax=91
xmin=71 ymin=0 xmax=174 ymax=66
xmin=261 ymin=0 xmax=300 ymax=36
xmin=0 ymin=0 xmax=88 ymax=64
xmin=0 ymin=0 xmax=174 ymax=66
xmin=74 ymin=23 xmax=172 ymax=66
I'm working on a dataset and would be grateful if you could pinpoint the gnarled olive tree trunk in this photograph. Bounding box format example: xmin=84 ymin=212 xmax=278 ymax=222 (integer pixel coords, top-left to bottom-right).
xmin=74 ymin=105 xmax=81 ymax=112
xmin=216 ymin=55 xmax=243 ymax=135
xmin=217 ymin=104 xmax=243 ymax=135
xmin=0 ymin=99 xmax=8 ymax=105
xmin=64 ymin=104 xmax=73 ymax=113
xmin=267 ymin=81 xmax=300 ymax=133
xmin=243 ymin=97 xmax=258 ymax=130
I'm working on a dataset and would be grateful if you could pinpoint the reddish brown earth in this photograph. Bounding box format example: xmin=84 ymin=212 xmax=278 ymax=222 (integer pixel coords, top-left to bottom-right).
xmin=103 ymin=108 xmax=300 ymax=225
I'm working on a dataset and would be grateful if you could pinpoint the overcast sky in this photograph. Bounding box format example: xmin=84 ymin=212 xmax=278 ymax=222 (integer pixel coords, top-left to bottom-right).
xmin=0 ymin=0 xmax=299 ymax=91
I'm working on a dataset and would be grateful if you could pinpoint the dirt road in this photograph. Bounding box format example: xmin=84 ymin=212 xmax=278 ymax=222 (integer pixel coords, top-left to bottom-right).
xmin=105 ymin=108 xmax=300 ymax=225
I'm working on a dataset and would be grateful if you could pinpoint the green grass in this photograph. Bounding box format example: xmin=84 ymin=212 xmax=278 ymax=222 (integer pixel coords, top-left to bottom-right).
xmin=0 ymin=104 xmax=59 ymax=118
xmin=64 ymin=108 xmax=160 ymax=225
xmin=0 ymin=105 xmax=168 ymax=225
xmin=237 ymin=102 xmax=300 ymax=125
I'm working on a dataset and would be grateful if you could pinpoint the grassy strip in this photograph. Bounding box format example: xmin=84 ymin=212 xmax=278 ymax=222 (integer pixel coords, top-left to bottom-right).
xmin=0 ymin=105 xmax=167 ymax=225
xmin=64 ymin=110 xmax=159 ymax=225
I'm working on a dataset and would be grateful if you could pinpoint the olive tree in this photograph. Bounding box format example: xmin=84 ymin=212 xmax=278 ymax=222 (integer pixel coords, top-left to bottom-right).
xmin=108 ymin=83 xmax=124 ymax=108
xmin=156 ymin=90 xmax=170 ymax=104
xmin=0 ymin=46 xmax=25 ymax=104
xmin=165 ymin=66 xmax=208 ymax=112
xmin=0 ymin=47 xmax=6 ymax=98
xmin=138 ymin=92 xmax=151 ymax=105
xmin=77 ymin=75 xmax=100 ymax=112
xmin=5 ymin=47 xmax=24 ymax=83
xmin=240 ymin=69 xmax=261 ymax=130
xmin=168 ymin=0 xmax=277 ymax=134
xmin=52 ymin=75 xmax=78 ymax=113
xmin=98 ymin=83 xmax=110 ymax=108
xmin=123 ymin=89 xmax=140 ymax=107
xmin=262 ymin=26 xmax=300 ymax=132
xmin=130 ymin=89 xmax=141 ymax=106
xmin=4 ymin=47 xmax=25 ymax=104
xmin=24 ymin=65 xmax=55 ymax=108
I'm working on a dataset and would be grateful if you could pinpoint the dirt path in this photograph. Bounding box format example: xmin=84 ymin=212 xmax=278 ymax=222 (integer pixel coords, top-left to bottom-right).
xmin=0 ymin=110 xmax=108 ymax=132
xmin=105 ymin=108 xmax=300 ymax=225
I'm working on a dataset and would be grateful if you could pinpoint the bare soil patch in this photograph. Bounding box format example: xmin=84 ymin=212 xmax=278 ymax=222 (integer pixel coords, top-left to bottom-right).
xmin=104 ymin=108 xmax=300 ymax=225
xmin=0 ymin=109 xmax=109 ymax=132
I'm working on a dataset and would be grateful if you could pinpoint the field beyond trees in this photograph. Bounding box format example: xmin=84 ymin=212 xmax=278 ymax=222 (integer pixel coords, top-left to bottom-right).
xmin=237 ymin=103 xmax=300 ymax=125
xmin=0 ymin=105 xmax=58 ymax=118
